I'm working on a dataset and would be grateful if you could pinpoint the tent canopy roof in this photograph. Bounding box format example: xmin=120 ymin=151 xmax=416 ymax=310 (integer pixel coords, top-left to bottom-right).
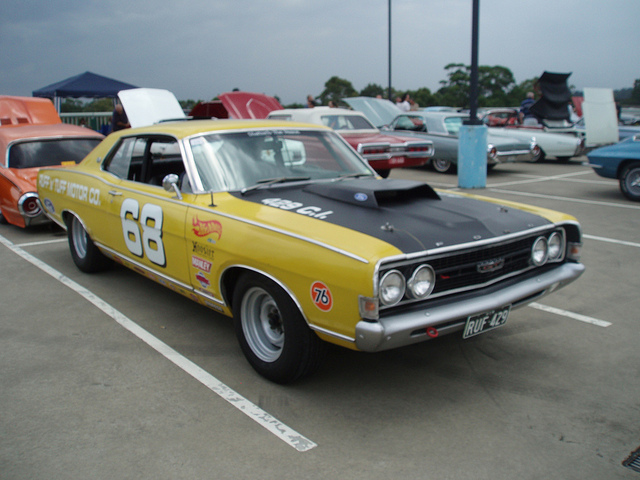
xmin=32 ymin=71 xmax=137 ymax=99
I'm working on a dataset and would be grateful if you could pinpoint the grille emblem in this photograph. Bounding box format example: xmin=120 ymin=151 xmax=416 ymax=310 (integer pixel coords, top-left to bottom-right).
xmin=477 ymin=257 xmax=505 ymax=274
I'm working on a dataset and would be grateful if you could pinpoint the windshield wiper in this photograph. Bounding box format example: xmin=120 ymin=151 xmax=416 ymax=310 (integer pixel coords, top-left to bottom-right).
xmin=241 ymin=176 xmax=311 ymax=195
xmin=333 ymin=173 xmax=374 ymax=181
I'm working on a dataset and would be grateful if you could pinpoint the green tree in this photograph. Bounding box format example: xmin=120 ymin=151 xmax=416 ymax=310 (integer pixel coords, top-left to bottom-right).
xmin=359 ymin=83 xmax=385 ymax=98
xmin=630 ymin=79 xmax=640 ymax=105
xmin=477 ymin=65 xmax=516 ymax=106
xmin=85 ymin=98 xmax=115 ymax=112
xmin=60 ymin=99 xmax=85 ymax=113
xmin=405 ymin=87 xmax=435 ymax=108
xmin=434 ymin=63 xmax=470 ymax=107
xmin=319 ymin=76 xmax=358 ymax=105
xmin=434 ymin=63 xmax=519 ymax=107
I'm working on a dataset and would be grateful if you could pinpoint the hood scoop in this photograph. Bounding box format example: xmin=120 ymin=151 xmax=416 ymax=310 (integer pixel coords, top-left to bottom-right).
xmin=304 ymin=178 xmax=440 ymax=208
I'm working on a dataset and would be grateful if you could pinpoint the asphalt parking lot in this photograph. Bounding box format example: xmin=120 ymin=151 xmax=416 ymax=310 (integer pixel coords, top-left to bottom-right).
xmin=1 ymin=157 xmax=639 ymax=479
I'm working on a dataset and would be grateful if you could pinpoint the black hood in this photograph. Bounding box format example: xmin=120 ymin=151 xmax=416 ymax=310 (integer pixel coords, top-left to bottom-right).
xmin=231 ymin=179 xmax=550 ymax=254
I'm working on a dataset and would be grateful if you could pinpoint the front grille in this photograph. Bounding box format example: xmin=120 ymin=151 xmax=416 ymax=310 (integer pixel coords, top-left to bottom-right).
xmin=430 ymin=236 xmax=534 ymax=293
xmin=378 ymin=228 xmax=565 ymax=310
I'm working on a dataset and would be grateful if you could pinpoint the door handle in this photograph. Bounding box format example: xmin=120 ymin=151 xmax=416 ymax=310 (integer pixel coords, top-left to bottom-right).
xmin=108 ymin=190 xmax=123 ymax=196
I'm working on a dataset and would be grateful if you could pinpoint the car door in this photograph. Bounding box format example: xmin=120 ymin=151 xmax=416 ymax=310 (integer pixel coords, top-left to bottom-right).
xmin=100 ymin=134 xmax=191 ymax=286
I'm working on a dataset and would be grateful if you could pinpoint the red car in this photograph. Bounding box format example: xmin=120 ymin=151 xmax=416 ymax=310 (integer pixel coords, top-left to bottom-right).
xmin=0 ymin=96 xmax=103 ymax=227
xmin=266 ymin=107 xmax=433 ymax=177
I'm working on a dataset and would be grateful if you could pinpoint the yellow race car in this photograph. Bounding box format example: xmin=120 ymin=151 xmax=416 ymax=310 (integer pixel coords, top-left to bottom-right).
xmin=37 ymin=89 xmax=585 ymax=383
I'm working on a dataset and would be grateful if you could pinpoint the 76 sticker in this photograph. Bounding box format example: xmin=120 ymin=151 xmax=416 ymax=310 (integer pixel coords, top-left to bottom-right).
xmin=310 ymin=281 xmax=333 ymax=312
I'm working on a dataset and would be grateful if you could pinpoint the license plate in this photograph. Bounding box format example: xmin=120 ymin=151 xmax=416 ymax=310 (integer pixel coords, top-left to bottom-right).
xmin=463 ymin=305 xmax=511 ymax=339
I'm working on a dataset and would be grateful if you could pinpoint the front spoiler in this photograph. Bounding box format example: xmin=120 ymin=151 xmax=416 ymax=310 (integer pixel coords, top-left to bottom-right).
xmin=355 ymin=262 xmax=585 ymax=352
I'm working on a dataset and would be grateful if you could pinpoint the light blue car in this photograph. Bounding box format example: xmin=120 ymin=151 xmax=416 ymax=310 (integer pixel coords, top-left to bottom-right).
xmin=587 ymin=134 xmax=640 ymax=200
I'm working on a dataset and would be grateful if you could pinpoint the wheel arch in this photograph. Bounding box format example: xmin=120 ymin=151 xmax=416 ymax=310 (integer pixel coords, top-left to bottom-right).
xmin=220 ymin=265 xmax=309 ymax=324
xmin=616 ymin=159 xmax=640 ymax=179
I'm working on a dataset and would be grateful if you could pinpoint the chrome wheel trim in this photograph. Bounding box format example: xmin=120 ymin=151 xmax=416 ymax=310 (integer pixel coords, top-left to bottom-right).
xmin=625 ymin=167 xmax=640 ymax=197
xmin=240 ymin=286 xmax=284 ymax=362
xmin=71 ymin=217 xmax=88 ymax=259
xmin=433 ymin=158 xmax=452 ymax=173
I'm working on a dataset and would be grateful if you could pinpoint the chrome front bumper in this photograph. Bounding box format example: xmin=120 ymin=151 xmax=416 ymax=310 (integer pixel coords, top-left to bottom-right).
xmin=355 ymin=262 xmax=585 ymax=352
xmin=491 ymin=150 xmax=535 ymax=164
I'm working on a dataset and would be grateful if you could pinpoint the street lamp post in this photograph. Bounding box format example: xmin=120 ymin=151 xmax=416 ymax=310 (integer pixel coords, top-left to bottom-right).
xmin=388 ymin=0 xmax=392 ymax=101
xmin=458 ymin=0 xmax=487 ymax=189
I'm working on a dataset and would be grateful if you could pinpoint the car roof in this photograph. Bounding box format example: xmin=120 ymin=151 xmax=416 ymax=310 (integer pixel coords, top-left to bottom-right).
xmin=269 ymin=107 xmax=367 ymax=120
xmin=107 ymin=118 xmax=331 ymax=140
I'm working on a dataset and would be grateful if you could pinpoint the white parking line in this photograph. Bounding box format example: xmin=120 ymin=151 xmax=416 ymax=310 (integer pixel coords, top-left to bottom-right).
xmin=583 ymin=234 xmax=640 ymax=249
xmin=488 ymin=188 xmax=640 ymax=209
xmin=488 ymin=170 xmax=595 ymax=188
xmin=0 ymin=233 xmax=317 ymax=453
xmin=529 ymin=302 xmax=612 ymax=328
xmin=15 ymin=238 xmax=68 ymax=247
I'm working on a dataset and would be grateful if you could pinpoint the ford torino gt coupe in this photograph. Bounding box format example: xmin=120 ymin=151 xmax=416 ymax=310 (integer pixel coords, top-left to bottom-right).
xmin=37 ymin=115 xmax=585 ymax=383
xmin=0 ymin=95 xmax=103 ymax=227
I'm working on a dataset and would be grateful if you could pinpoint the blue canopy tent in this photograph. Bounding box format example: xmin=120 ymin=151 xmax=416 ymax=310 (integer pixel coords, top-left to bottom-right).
xmin=32 ymin=71 xmax=137 ymax=111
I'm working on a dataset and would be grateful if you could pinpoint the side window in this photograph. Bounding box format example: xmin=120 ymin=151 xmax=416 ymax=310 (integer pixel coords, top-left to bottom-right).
xmin=103 ymin=137 xmax=143 ymax=180
xmin=146 ymin=138 xmax=184 ymax=186
xmin=103 ymin=136 xmax=185 ymax=186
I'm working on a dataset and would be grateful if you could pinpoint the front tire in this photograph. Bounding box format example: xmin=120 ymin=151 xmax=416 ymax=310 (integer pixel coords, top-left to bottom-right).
xmin=620 ymin=162 xmax=640 ymax=201
xmin=67 ymin=215 xmax=109 ymax=273
xmin=232 ymin=273 xmax=325 ymax=383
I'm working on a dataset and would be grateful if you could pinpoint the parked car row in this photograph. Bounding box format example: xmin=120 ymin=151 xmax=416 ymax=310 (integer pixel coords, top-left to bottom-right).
xmin=1 ymin=89 xmax=586 ymax=383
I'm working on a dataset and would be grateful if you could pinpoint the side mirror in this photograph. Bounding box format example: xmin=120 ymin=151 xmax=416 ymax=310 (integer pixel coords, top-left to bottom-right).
xmin=162 ymin=173 xmax=182 ymax=200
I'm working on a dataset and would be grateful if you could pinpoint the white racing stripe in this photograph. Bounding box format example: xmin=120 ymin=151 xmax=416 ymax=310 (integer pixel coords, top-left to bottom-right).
xmin=0 ymin=233 xmax=317 ymax=453
xmin=529 ymin=302 xmax=611 ymax=327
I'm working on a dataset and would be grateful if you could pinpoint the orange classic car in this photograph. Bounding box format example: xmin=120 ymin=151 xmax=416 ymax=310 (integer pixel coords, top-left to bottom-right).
xmin=0 ymin=95 xmax=103 ymax=227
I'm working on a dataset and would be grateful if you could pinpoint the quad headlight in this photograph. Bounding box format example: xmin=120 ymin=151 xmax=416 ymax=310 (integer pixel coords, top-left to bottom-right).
xmin=407 ymin=265 xmax=436 ymax=299
xmin=379 ymin=270 xmax=406 ymax=306
xmin=547 ymin=231 xmax=564 ymax=261
xmin=378 ymin=264 xmax=436 ymax=306
xmin=531 ymin=230 xmax=566 ymax=266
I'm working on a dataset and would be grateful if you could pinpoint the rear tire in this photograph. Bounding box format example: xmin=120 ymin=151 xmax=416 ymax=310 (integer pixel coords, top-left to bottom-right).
xmin=432 ymin=158 xmax=455 ymax=174
xmin=67 ymin=215 xmax=109 ymax=273
xmin=232 ymin=273 xmax=325 ymax=383
xmin=620 ymin=162 xmax=640 ymax=201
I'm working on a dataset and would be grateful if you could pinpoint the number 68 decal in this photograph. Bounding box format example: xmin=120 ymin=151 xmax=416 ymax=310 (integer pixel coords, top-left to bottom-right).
xmin=121 ymin=198 xmax=166 ymax=266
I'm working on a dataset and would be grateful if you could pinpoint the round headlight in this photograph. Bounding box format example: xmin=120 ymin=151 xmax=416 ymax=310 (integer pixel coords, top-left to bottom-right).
xmin=487 ymin=145 xmax=497 ymax=159
xmin=531 ymin=236 xmax=548 ymax=266
xmin=379 ymin=270 xmax=406 ymax=306
xmin=407 ymin=265 xmax=436 ymax=299
xmin=547 ymin=232 xmax=564 ymax=261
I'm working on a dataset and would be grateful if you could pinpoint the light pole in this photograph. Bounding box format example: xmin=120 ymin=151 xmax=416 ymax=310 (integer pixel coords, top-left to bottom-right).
xmin=458 ymin=0 xmax=487 ymax=189
xmin=388 ymin=0 xmax=392 ymax=101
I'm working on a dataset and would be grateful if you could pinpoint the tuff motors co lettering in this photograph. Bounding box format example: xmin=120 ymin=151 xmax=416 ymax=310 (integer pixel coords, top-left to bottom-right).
xmin=38 ymin=175 xmax=101 ymax=206
xmin=261 ymin=198 xmax=333 ymax=220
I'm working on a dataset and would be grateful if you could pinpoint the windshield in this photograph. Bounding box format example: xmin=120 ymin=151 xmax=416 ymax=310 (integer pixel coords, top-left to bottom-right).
xmin=444 ymin=116 xmax=465 ymax=135
xmin=8 ymin=137 xmax=101 ymax=169
xmin=189 ymin=129 xmax=373 ymax=192
xmin=320 ymin=114 xmax=375 ymax=131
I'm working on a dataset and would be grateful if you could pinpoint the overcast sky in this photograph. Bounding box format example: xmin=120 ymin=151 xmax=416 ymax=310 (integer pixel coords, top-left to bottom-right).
xmin=1 ymin=0 xmax=638 ymax=105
